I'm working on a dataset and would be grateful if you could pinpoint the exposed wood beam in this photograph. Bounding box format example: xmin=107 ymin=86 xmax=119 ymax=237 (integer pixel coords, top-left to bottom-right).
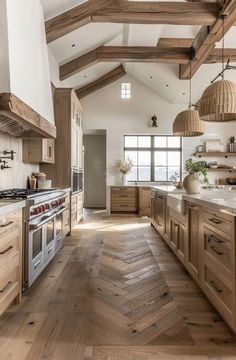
xmin=60 ymin=49 xmax=98 ymax=81
xmin=92 ymin=2 xmax=219 ymax=26
xmin=46 ymin=1 xmax=219 ymax=43
xmin=76 ymin=65 xmax=126 ymax=99
xmin=205 ymin=48 xmax=236 ymax=63
xmin=60 ymin=46 xmax=192 ymax=80
xmin=157 ymin=38 xmax=194 ymax=48
xmin=179 ymin=0 xmax=236 ymax=79
xmin=45 ymin=0 xmax=114 ymax=43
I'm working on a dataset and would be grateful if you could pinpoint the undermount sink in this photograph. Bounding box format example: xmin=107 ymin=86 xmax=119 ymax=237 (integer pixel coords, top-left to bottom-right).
xmin=167 ymin=194 xmax=186 ymax=215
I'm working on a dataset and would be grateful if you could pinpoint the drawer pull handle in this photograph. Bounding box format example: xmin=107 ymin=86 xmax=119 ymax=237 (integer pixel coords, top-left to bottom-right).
xmin=209 ymin=235 xmax=224 ymax=244
xmin=0 ymin=245 xmax=13 ymax=255
xmin=210 ymin=280 xmax=223 ymax=293
xmin=0 ymin=281 xmax=13 ymax=293
xmin=209 ymin=218 xmax=222 ymax=225
xmin=0 ymin=221 xmax=13 ymax=228
xmin=34 ymin=260 xmax=41 ymax=270
xmin=210 ymin=246 xmax=224 ymax=256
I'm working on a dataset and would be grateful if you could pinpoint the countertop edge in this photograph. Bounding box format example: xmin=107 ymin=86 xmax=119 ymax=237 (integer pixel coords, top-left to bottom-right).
xmin=0 ymin=200 xmax=26 ymax=217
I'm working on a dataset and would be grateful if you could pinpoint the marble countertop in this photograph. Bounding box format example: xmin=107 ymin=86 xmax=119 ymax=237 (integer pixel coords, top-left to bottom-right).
xmin=182 ymin=190 xmax=236 ymax=215
xmin=0 ymin=200 xmax=26 ymax=217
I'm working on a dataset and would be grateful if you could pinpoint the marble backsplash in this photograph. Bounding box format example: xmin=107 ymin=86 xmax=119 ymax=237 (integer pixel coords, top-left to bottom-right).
xmin=0 ymin=133 xmax=39 ymax=190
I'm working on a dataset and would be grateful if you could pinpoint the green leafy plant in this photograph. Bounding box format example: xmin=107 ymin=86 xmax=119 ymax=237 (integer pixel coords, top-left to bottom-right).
xmin=184 ymin=158 xmax=208 ymax=185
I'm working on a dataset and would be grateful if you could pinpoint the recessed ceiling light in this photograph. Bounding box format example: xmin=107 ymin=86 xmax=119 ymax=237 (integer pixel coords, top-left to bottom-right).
xmin=165 ymin=84 xmax=169 ymax=87
xmin=84 ymin=75 xmax=87 ymax=78
xmin=150 ymin=76 xmax=153 ymax=79
xmin=72 ymin=44 xmax=76 ymax=48
xmin=182 ymin=92 xmax=186 ymax=95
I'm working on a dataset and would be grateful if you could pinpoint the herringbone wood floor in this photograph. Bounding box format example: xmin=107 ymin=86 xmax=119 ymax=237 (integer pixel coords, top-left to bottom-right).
xmin=0 ymin=210 xmax=236 ymax=359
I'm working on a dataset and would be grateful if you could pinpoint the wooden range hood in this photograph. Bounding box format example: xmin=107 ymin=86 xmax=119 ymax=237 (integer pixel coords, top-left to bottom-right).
xmin=0 ymin=93 xmax=56 ymax=138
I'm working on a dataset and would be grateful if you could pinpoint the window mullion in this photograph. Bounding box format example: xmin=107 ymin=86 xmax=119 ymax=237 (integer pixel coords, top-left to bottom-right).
xmin=151 ymin=136 xmax=155 ymax=182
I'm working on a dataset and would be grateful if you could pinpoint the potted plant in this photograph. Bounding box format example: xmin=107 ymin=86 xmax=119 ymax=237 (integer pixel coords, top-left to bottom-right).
xmin=183 ymin=158 xmax=208 ymax=194
xmin=116 ymin=158 xmax=133 ymax=185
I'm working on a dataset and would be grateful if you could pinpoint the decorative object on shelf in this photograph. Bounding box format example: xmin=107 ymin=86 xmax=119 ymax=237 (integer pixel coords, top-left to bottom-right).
xmin=196 ymin=145 xmax=204 ymax=153
xmin=204 ymin=139 xmax=224 ymax=153
xmin=228 ymin=136 xmax=236 ymax=152
xmin=173 ymin=64 xmax=204 ymax=137
xmin=151 ymin=115 xmax=158 ymax=128
xmin=183 ymin=158 xmax=208 ymax=194
xmin=199 ymin=18 xmax=236 ymax=122
xmin=226 ymin=177 xmax=236 ymax=185
xmin=115 ymin=158 xmax=133 ymax=185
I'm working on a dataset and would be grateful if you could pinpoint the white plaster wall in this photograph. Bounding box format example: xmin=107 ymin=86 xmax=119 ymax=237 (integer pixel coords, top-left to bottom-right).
xmin=0 ymin=134 xmax=39 ymax=190
xmin=0 ymin=0 xmax=10 ymax=92
xmin=6 ymin=0 xmax=54 ymax=124
xmin=81 ymin=75 xmax=236 ymax=186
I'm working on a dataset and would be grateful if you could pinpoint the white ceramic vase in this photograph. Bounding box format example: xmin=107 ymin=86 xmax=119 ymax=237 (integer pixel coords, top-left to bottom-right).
xmin=122 ymin=173 xmax=128 ymax=185
xmin=183 ymin=173 xmax=201 ymax=194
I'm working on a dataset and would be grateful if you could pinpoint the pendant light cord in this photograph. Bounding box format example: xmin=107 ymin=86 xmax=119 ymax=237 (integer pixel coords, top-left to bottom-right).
xmin=189 ymin=63 xmax=192 ymax=110
xmin=222 ymin=16 xmax=225 ymax=80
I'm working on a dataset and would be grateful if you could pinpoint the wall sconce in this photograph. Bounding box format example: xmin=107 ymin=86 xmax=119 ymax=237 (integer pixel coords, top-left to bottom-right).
xmin=151 ymin=115 xmax=158 ymax=128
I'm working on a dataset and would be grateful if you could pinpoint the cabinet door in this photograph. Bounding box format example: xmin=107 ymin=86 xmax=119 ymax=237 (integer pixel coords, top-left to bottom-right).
xmin=186 ymin=204 xmax=200 ymax=283
xmin=139 ymin=187 xmax=151 ymax=216
xmin=42 ymin=139 xmax=55 ymax=164
xmin=71 ymin=123 xmax=79 ymax=168
xmin=169 ymin=217 xmax=178 ymax=253
xmin=78 ymin=129 xmax=83 ymax=170
xmin=176 ymin=221 xmax=186 ymax=265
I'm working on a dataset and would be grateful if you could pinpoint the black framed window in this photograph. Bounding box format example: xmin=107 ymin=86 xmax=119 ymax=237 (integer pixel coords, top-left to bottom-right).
xmin=124 ymin=135 xmax=182 ymax=182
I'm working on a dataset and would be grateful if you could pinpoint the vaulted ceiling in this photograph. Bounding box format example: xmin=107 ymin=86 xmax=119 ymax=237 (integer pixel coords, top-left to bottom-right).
xmin=40 ymin=0 xmax=236 ymax=104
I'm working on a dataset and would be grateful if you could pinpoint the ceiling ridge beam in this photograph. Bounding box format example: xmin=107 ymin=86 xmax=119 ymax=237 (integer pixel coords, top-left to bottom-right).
xmin=76 ymin=65 xmax=126 ymax=99
xmin=45 ymin=0 xmax=115 ymax=43
xmin=179 ymin=0 xmax=236 ymax=79
xmin=60 ymin=46 xmax=192 ymax=80
xmin=92 ymin=2 xmax=219 ymax=26
xmin=46 ymin=1 xmax=219 ymax=43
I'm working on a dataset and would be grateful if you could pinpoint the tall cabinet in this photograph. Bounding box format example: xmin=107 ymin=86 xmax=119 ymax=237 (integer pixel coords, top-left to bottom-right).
xmin=40 ymin=88 xmax=83 ymax=230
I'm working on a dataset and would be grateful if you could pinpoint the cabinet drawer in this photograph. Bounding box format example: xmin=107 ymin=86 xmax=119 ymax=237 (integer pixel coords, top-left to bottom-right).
xmin=0 ymin=213 xmax=20 ymax=239
xmin=204 ymin=266 xmax=232 ymax=313
xmin=111 ymin=187 xmax=137 ymax=196
xmin=204 ymin=228 xmax=232 ymax=271
xmin=0 ymin=228 xmax=20 ymax=267
xmin=203 ymin=210 xmax=232 ymax=237
xmin=111 ymin=202 xmax=137 ymax=212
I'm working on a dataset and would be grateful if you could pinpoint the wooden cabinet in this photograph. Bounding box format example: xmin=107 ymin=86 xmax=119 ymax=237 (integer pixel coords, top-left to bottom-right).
xmin=0 ymin=209 xmax=22 ymax=316
xmin=23 ymin=139 xmax=55 ymax=164
xmin=139 ymin=187 xmax=151 ymax=216
xmin=71 ymin=192 xmax=83 ymax=230
xmin=150 ymin=190 xmax=169 ymax=243
xmin=40 ymin=89 xmax=83 ymax=189
xmin=111 ymin=187 xmax=138 ymax=212
xmin=186 ymin=203 xmax=200 ymax=284
xmin=201 ymin=207 xmax=235 ymax=331
xmin=169 ymin=210 xmax=186 ymax=265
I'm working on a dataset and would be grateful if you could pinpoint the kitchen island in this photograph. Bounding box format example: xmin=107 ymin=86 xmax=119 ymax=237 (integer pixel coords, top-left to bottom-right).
xmin=151 ymin=186 xmax=236 ymax=333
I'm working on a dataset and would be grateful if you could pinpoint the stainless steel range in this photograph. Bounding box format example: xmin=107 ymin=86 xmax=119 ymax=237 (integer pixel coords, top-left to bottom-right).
xmin=0 ymin=188 xmax=70 ymax=289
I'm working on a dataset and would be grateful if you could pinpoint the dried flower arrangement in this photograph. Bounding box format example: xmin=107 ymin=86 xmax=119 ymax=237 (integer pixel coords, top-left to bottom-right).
xmin=116 ymin=158 xmax=133 ymax=175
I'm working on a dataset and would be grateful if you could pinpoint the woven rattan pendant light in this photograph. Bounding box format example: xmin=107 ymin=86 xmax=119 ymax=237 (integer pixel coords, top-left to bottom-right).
xmin=173 ymin=65 xmax=204 ymax=137
xmin=199 ymin=17 xmax=236 ymax=122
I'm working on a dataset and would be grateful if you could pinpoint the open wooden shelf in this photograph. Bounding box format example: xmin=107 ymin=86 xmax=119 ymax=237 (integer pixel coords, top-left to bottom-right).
xmin=207 ymin=168 xmax=236 ymax=172
xmin=194 ymin=152 xmax=236 ymax=158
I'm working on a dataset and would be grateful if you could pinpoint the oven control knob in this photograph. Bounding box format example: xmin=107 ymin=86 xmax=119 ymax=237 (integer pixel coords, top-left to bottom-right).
xmin=41 ymin=205 xmax=45 ymax=212
xmin=37 ymin=207 xmax=42 ymax=214
xmin=30 ymin=208 xmax=37 ymax=216
xmin=45 ymin=204 xmax=50 ymax=210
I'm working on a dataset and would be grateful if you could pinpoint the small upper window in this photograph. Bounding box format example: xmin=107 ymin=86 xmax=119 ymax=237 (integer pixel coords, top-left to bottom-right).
xmin=121 ymin=83 xmax=131 ymax=99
